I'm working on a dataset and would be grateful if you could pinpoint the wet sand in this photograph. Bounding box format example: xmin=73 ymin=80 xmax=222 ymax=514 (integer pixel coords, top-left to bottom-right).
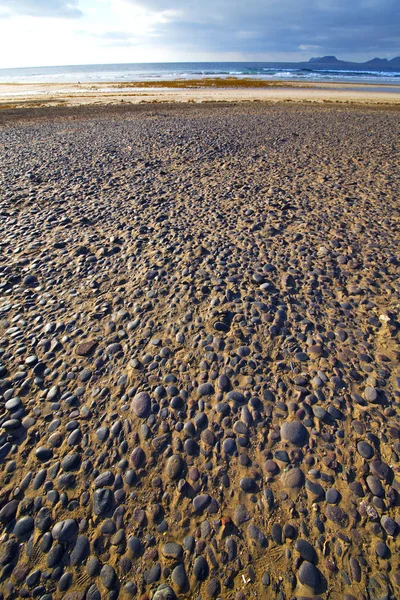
xmin=0 ymin=102 xmax=400 ymax=600
xmin=0 ymin=79 xmax=399 ymax=110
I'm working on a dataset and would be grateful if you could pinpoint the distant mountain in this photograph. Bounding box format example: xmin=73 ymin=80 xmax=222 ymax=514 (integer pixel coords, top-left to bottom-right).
xmin=363 ymin=57 xmax=400 ymax=67
xmin=309 ymin=56 xmax=350 ymax=65
xmin=308 ymin=55 xmax=400 ymax=69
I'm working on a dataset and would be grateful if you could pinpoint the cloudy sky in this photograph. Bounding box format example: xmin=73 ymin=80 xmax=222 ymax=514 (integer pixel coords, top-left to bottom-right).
xmin=0 ymin=0 xmax=399 ymax=68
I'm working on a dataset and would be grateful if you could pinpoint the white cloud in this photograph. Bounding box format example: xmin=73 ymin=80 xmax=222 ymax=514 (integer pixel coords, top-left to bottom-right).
xmin=0 ymin=0 xmax=398 ymax=68
xmin=0 ymin=0 xmax=83 ymax=18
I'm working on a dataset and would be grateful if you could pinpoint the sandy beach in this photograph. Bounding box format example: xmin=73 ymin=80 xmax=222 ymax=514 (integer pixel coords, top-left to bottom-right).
xmin=0 ymin=101 xmax=400 ymax=600
xmin=0 ymin=79 xmax=399 ymax=111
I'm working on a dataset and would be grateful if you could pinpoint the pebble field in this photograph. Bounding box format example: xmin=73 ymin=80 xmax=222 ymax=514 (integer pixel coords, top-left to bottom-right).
xmin=0 ymin=102 xmax=400 ymax=600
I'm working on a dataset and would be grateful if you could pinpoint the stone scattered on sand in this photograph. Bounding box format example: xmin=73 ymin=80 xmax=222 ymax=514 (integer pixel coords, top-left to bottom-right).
xmin=0 ymin=103 xmax=399 ymax=600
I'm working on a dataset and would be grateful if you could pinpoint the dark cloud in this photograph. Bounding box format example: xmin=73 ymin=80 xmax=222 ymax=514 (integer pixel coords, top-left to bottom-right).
xmin=128 ymin=0 xmax=400 ymax=57
xmin=0 ymin=0 xmax=82 ymax=18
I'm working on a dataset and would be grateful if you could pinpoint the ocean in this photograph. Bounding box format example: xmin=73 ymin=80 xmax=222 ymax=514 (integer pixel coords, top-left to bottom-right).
xmin=1 ymin=62 xmax=400 ymax=86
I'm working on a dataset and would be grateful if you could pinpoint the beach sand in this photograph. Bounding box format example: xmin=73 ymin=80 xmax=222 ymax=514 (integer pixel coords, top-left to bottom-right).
xmin=0 ymin=79 xmax=400 ymax=110
xmin=0 ymin=101 xmax=400 ymax=600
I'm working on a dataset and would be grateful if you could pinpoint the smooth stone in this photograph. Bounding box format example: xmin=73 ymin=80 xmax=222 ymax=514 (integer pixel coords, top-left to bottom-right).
xmin=162 ymin=542 xmax=183 ymax=560
xmin=295 ymin=539 xmax=317 ymax=564
xmin=193 ymin=494 xmax=211 ymax=512
xmin=127 ymin=536 xmax=142 ymax=556
xmin=375 ymin=542 xmax=389 ymax=558
xmin=198 ymin=382 xmax=214 ymax=396
xmin=100 ymin=564 xmax=117 ymax=589
xmin=380 ymin=516 xmax=397 ymax=537
xmin=281 ymin=421 xmax=308 ymax=446
xmin=366 ymin=475 xmax=384 ymax=497
xmin=206 ymin=578 xmax=221 ymax=598
xmin=152 ymin=584 xmax=177 ymax=600
xmin=106 ymin=343 xmax=123 ymax=355
xmin=325 ymin=488 xmax=340 ymax=505
xmin=364 ymin=386 xmax=378 ymax=402
xmin=165 ymin=455 xmax=184 ymax=480
xmin=357 ymin=441 xmax=374 ymax=459
xmin=144 ymin=563 xmax=162 ymax=584
xmin=94 ymin=488 xmax=114 ymax=516
xmin=223 ymin=438 xmax=236 ymax=454
xmin=131 ymin=392 xmax=151 ymax=418
xmin=218 ymin=374 xmax=230 ymax=392
xmin=13 ymin=516 xmax=34 ymax=538
xmin=70 ymin=536 xmax=90 ymax=566
xmin=271 ymin=523 xmax=282 ymax=545
xmin=131 ymin=447 xmax=146 ymax=468
xmin=0 ymin=500 xmax=19 ymax=523
xmin=240 ymin=477 xmax=258 ymax=493
xmin=193 ymin=556 xmax=209 ymax=581
xmin=247 ymin=523 xmax=267 ymax=547
xmin=226 ymin=390 xmax=245 ymax=404
xmin=171 ymin=564 xmax=187 ymax=590
xmin=298 ymin=561 xmax=321 ymax=591
xmin=51 ymin=519 xmax=78 ymax=542
xmin=281 ymin=467 xmax=305 ymax=489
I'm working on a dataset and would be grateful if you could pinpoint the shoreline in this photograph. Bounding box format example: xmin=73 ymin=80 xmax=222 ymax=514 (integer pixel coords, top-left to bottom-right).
xmin=0 ymin=78 xmax=399 ymax=111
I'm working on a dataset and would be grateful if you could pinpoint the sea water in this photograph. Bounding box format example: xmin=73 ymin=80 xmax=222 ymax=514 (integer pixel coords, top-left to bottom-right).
xmin=0 ymin=62 xmax=399 ymax=87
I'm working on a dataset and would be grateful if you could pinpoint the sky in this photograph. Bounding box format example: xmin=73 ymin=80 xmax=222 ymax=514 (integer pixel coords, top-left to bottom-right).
xmin=0 ymin=0 xmax=399 ymax=68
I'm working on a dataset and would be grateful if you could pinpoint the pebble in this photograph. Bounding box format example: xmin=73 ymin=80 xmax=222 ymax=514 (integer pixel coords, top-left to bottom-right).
xmin=193 ymin=494 xmax=211 ymax=512
xmin=281 ymin=420 xmax=308 ymax=445
xmin=298 ymin=561 xmax=321 ymax=591
xmin=13 ymin=516 xmax=34 ymax=538
xmin=131 ymin=391 xmax=151 ymax=418
xmin=295 ymin=539 xmax=317 ymax=563
xmin=165 ymin=454 xmax=184 ymax=480
xmin=162 ymin=542 xmax=183 ymax=559
xmin=193 ymin=556 xmax=209 ymax=581
xmin=281 ymin=467 xmax=305 ymax=489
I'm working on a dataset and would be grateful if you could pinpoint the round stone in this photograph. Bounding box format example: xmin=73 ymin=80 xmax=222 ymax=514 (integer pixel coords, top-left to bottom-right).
xmin=298 ymin=561 xmax=320 ymax=591
xmin=171 ymin=564 xmax=187 ymax=590
xmin=193 ymin=494 xmax=211 ymax=512
xmin=240 ymin=477 xmax=257 ymax=493
xmin=131 ymin=447 xmax=146 ymax=468
xmin=295 ymin=539 xmax=317 ymax=564
xmin=206 ymin=578 xmax=221 ymax=598
xmin=13 ymin=516 xmax=34 ymax=538
xmin=198 ymin=383 xmax=214 ymax=396
xmin=218 ymin=374 xmax=230 ymax=392
xmin=131 ymin=392 xmax=151 ymax=418
xmin=106 ymin=343 xmax=123 ymax=355
xmin=375 ymin=542 xmax=389 ymax=558
xmin=162 ymin=542 xmax=183 ymax=560
xmin=35 ymin=446 xmax=53 ymax=461
xmin=152 ymin=585 xmax=177 ymax=600
xmin=357 ymin=441 xmax=374 ymax=459
xmin=127 ymin=536 xmax=142 ymax=556
xmin=281 ymin=421 xmax=308 ymax=446
xmin=70 ymin=535 xmax=90 ymax=566
xmin=100 ymin=564 xmax=117 ymax=589
xmin=165 ymin=455 xmax=184 ymax=480
xmin=51 ymin=519 xmax=78 ymax=542
xmin=280 ymin=467 xmax=305 ymax=489
xmin=193 ymin=556 xmax=209 ymax=581
xmin=364 ymin=386 xmax=378 ymax=402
